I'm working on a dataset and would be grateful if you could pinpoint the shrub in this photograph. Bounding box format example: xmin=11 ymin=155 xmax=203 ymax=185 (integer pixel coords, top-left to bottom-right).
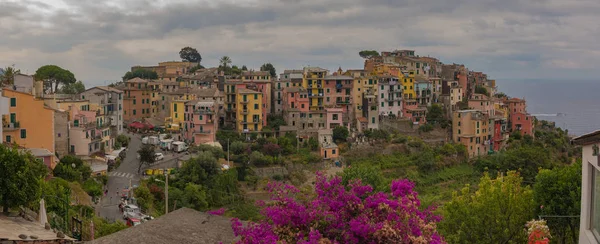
xmin=419 ymin=124 xmax=434 ymax=132
xmin=231 ymin=173 xmax=444 ymax=243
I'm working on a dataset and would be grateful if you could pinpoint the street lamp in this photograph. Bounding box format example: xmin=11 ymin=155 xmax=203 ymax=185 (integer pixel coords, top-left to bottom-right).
xmin=154 ymin=170 xmax=168 ymax=214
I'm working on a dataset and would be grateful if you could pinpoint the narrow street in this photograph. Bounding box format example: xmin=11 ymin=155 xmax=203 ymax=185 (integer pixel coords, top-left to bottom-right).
xmin=95 ymin=132 xmax=191 ymax=222
xmin=96 ymin=132 xmax=142 ymax=222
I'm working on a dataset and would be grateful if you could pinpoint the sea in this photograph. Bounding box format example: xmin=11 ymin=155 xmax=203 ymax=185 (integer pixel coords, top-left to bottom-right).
xmin=497 ymin=79 xmax=600 ymax=137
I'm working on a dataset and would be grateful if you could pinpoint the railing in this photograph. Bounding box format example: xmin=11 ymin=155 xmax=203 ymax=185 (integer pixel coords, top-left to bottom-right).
xmin=240 ymin=100 xmax=249 ymax=104
xmin=241 ymin=109 xmax=249 ymax=114
xmin=194 ymin=130 xmax=212 ymax=134
xmin=336 ymin=100 xmax=352 ymax=104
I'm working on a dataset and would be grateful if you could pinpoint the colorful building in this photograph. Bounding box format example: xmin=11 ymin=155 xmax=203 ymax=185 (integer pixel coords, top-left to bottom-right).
xmin=80 ymin=86 xmax=124 ymax=135
xmin=318 ymin=129 xmax=338 ymax=160
xmin=121 ymin=78 xmax=153 ymax=122
xmin=468 ymin=94 xmax=494 ymax=115
xmin=505 ymin=98 xmax=535 ymax=137
xmin=378 ymin=76 xmax=403 ymax=117
xmin=184 ymin=100 xmax=218 ymax=144
xmin=236 ymin=88 xmax=263 ymax=132
xmin=242 ymin=71 xmax=272 ymax=125
xmin=400 ymin=71 xmax=416 ymax=99
xmin=302 ymin=67 xmax=328 ymax=111
xmin=452 ymin=110 xmax=492 ymax=157
xmin=414 ymin=79 xmax=432 ymax=106
xmin=2 ymin=88 xmax=55 ymax=153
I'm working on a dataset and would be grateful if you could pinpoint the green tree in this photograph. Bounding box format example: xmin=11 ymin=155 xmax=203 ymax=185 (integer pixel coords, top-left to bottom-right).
xmin=0 ymin=145 xmax=48 ymax=213
xmin=260 ymin=63 xmax=277 ymax=78
xmin=241 ymin=65 xmax=248 ymax=71
xmin=474 ymin=85 xmax=489 ymax=96
xmin=34 ymin=65 xmax=76 ymax=93
xmin=229 ymin=141 xmax=246 ymax=155
xmin=534 ymin=162 xmax=581 ymax=243
xmin=341 ymin=165 xmax=387 ymax=192
xmin=307 ymin=137 xmax=319 ymax=151
xmin=333 ymin=126 xmax=349 ymax=142
xmin=59 ymin=80 xmax=86 ymax=94
xmin=179 ymin=47 xmax=202 ymax=63
xmin=137 ymin=145 xmax=156 ymax=173
xmin=1 ymin=65 xmax=20 ymax=85
xmin=53 ymin=155 xmax=92 ymax=182
xmin=115 ymin=134 xmax=130 ymax=148
xmin=219 ymin=56 xmax=232 ymax=72
xmin=183 ymin=183 xmax=209 ymax=211
xmin=474 ymin=144 xmax=552 ymax=183
xmin=439 ymin=171 xmax=535 ymax=243
xmin=122 ymin=69 xmax=158 ymax=81
xmin=92 ymin=216 xmax=127 ymax=238
xmin=266 ymin=115 xmax=286 ymax=131
xmin=358 ymin=50 xmax=380 ymax=59
xmin=426 ymin=104 xmax=444 ymax=124
xmin=188 ymin=64 xmax=205 ymax=74
xmin=82 ymin=178 xmax=102 ymax=198
xmin=249 ymin=151 xmax=269 ymax=166
xmin=177 ymin=152 xmax=219 ymax=186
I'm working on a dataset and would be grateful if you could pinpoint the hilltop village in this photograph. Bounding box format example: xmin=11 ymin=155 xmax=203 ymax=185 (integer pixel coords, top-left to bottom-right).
xmin=1 ymin=49 xmax=533 ymax=165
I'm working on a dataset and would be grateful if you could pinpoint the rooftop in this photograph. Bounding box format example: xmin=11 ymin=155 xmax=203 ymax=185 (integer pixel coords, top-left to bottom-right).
xmin=18 ymin=148 xmax=54 ymax=157
xmin=125 ymin=77 xmax=150 ymax=83
xmin=88 ymin=86 xmax=124 ymax=94
xmin=194 ymin=88 xmax=219 ymax=97
xmin=323 ymin=75 xmax=354 ymax=80
xmin=572 ymin=130 xmax=600 ymax=145
xmin=237 ymin=88 xmax=261 ymax=94
xmin=0 ymin=214 xmax=75 ymax=242
xmin=89 ymin=208 xmax=237 ymax=244
xmin=243 ymin=71 xmax=270 ymax=76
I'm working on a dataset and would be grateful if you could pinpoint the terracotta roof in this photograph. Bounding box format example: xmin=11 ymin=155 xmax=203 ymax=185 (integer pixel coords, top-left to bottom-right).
xmin=323 ymin=75 xmax=354 ymax=80
xmin=242 ymin=71 xmax=270 ymax=76
xmin=237 ymin=88 xmax=261 ymax=94
xmin=89 ymin=86 xmax=124 ymax=93
xmin=125 ymin=77 xmax=150 ymax=83
xmin=194 ymin=88 xmax=219 ymax=97
xmin=89 ymin=208 xmax=238 ymax=244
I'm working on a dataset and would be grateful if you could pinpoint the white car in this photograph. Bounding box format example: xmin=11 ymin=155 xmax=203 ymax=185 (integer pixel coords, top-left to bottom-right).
xmin=154 ymin=153 xmax=164 ymax=161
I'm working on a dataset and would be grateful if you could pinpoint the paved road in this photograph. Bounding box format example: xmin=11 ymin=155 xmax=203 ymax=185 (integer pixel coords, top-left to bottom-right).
xmin=95 ymin=133 xmax=190 ymax=222
xmin=97 ymin=132 xmax=142 ymax=222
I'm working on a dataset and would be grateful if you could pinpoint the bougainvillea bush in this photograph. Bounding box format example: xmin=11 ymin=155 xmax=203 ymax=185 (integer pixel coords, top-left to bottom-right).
xmin=231 ymin=173 xmax=445 ymax=243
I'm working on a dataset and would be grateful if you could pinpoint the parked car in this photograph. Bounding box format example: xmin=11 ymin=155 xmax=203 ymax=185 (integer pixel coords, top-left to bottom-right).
xmin=154 ymin=152 xmax=164 ymax=161
xmin=126 ymin=217 xmax=141 ymax=227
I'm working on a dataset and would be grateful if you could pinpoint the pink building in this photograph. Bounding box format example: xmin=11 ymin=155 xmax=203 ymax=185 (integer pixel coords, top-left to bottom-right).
xmin=468 ymin=94 xmax=494 ymax=115
xmin=505 ymin=98 xmax=534 ymax=137
xmin=283 ymin=87 xmax=309 ymax=112
xmin=184 ymin=100 xmax=218 ymax=144
xmin=326 ymin=107 xmax=343 ymax=129
xmin=323 ymin=75 xmax=353 ymax=114
xmin=402 ymin=99 xmax=426 ymax=125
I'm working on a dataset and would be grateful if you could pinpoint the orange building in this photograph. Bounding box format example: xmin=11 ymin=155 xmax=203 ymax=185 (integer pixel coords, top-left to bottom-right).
xmin=452 ymin=110 xmax=492 ymax=157
xmin=2 ymin=88 xmax=55 ymax=153
xmin=121 ymin=78 xmax=153 ymax=122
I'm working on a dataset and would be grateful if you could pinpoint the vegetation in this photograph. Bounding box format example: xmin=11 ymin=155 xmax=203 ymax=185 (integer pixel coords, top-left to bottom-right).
xmin=260 ymin=63 xmax=277 ymax=77
xmin=332 ymin=126 xmax=349 ymax=142
xmin=440 ymin=171 xmax=534 ymax=243
xmin=534 ymin=161 xmax=581 ymax=243
xmin=1 ymin=65 xmax=20 ymax=85
xmin=122 ymin=69 xmax=158 ymax=81
xmin=358 ymin=50 xmax=380 ymax=59
xmin=266 ymin=114 xmax=286 ymax=131
xmin=231 ymin=173 xmax=443 ymax=243
xmin=219 ymin=56 xmax=232 ymax=72
xmin=114 ymin=134 xmax=130 ymax=149
xmin=137 ymin=145 xmax=156 ymax=173
xmin=474 ymin=85 xmax=489 ymax=96
xmin=53 ymin=155 xmax=92 ymax=182
xmin=34 ymin=65 xmax=76 ymax=93
xmin=179 ymin=46 xmax=202 ymax=63
xmin=59 ymin=80 xmax=86 ymax=94
xmin=0 ymin=144 xmax=48 ymax=213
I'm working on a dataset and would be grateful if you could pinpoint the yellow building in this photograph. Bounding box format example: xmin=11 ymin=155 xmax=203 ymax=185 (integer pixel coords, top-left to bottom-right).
xmin=400 ymin=71 xmax=416 ymax=99
xmin=2 ymin=89 xmax=55 ymax=153
xmin=452 ymin=110 xmax=491 ymax=158
xmin=302 ymin=67 xmax=328 ymax=111
xmin=351 ymin=76 xmax=379 ymax=119
xmin=236 ymin=88 xmax=263 ymax=132
xmin=167 ymin=100 xmax=187 ymax=131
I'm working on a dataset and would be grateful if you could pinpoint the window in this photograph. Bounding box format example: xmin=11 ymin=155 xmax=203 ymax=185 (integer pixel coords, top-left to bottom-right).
xmin=133 ymin=109 xmax=136 ymax=115
xmin=133 ymin=99 xmax=136 ymax=105
xmin=6 ymin=135 xmax=10 ymax=143
xmin=458 ymin=122 xmax=461 ymax=126
xmin=10 ymin=113 xmax=15 ymax=123
xmin=372 ymin=117 xmax=375 ymax=123
xmin=458 ymin=129 xmax=461 ymax=134
xmin=10 ymin=98 xmax=16 ymax=107
xmin=333 ymin=114 xmax=338 ymax=120
xmin=381 ymin=102 xmax=384 ymax=107
xmin=174 ymin=104 xmax=177 ymax=112
xmin=254 ymin=94 xmax=258 ymax=100
xmin=591 ymin=167 xmax=600 ymax=240
xmin=20 ymin=129 xmax=26 ymax=139
xmin=332 ymin=149 xmax=336 ymax=155
xmin=594 ymin=145 xmax=600 ymax=156
xmin=142 ymin=99 xmax=145 ymax=104
xmin=255 ymin=104 xmax=259 ymax=109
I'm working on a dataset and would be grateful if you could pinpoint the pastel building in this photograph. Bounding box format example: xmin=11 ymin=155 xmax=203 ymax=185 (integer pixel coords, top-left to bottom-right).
xmin=505 ymin=98 xmax=534 ymax=137
xmin=378 ymin=76 xmax=403 ymax=117
xmin=69 ymin=107 xmax=110 ymax=156
xmin=400 ymin=71 xmax=416 ymax=99
xmin=184 ymin=100 xmax=218 ymax=144
xmin=325 ymin=107 xmax=343 ymax=129
xmin=414 ymin=79 xmax=432 ymax=106
xmin=468 ymin=94 xmax=494 ymax=115
xmin=242 ymin=71 xmax=272 ymax=124
xmin=79 ymin=86 xmax=124 ymax=135
xmin=274 ymin=70 xmax=303 ymax=115
xmin=121 ymin=78 xmax=153 ymax=122
xmin=318 ymin=129 xmax=338 ymax=160
xmin=572 ymin=131 xmax=600 ymax=244
xmin=236 ymin=88 xmax=263 ymax=133
xmin=452 ymin=110 xmax=492 ymax=157
xmin=2 ymin=88 xmax=55 ymax=153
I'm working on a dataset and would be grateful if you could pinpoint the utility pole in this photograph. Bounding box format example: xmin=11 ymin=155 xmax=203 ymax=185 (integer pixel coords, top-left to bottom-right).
xmin=227 ymin=138 xmax=230 ymax=167
xmin=164 ymin=169 xmax=168 ymax=214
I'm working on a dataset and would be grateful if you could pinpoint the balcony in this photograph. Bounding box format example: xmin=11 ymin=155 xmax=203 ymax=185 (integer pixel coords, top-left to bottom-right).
xmin=336 ymin=100 xmax=352 ymax=104
xmin=196 ymin=110 xmax=214 ymax=115
xmin=240 ymin=100 xmax=249 ymax=104
xmin=194 ymin=130 xmax=212 ymax=135
xmin=2 ymin=121 xmax=20 ymax=131
xmin=241 ymin=109 xmax=249 ymax=115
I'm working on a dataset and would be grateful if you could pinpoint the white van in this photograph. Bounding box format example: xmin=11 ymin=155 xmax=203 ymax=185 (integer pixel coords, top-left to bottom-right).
xmin=141 ymin=137 xmax=149 ymax=145
xmin=160 ymin=139 xmax=174 ymax=150
xmin=172 ymin=141 xmax=188 ymax=153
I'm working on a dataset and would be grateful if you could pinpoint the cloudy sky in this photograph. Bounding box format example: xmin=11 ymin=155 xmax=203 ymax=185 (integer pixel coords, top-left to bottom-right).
xmin=1 ymin=0 xmax=598 ymax=86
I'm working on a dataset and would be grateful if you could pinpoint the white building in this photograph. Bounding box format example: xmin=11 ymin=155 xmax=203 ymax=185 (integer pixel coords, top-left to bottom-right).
xmin=79 ymin=86 xmax=124 ymax=135
xmin=573 ymin=130 xmax=600 ymax=244
xmin=378 ymin=76 xmax=403 ymax=118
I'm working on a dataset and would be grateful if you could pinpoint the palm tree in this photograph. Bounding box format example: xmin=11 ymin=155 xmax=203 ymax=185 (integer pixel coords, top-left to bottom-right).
xmin=0 ymin=65 xmax=20 ymax=85
xmin=219 ymin=56 xmax=232 ymax=70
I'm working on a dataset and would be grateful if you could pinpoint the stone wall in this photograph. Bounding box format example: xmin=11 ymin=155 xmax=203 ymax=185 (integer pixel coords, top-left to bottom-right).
xmin=54 ymin=111 xmax=69 ymax=158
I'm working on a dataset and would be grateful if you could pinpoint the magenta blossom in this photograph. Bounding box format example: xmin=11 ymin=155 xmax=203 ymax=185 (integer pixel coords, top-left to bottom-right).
xmin=207 ymin=208 xmax=227 ymax=216
xmin=231 ymin=172 xmax=445 ymax=243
